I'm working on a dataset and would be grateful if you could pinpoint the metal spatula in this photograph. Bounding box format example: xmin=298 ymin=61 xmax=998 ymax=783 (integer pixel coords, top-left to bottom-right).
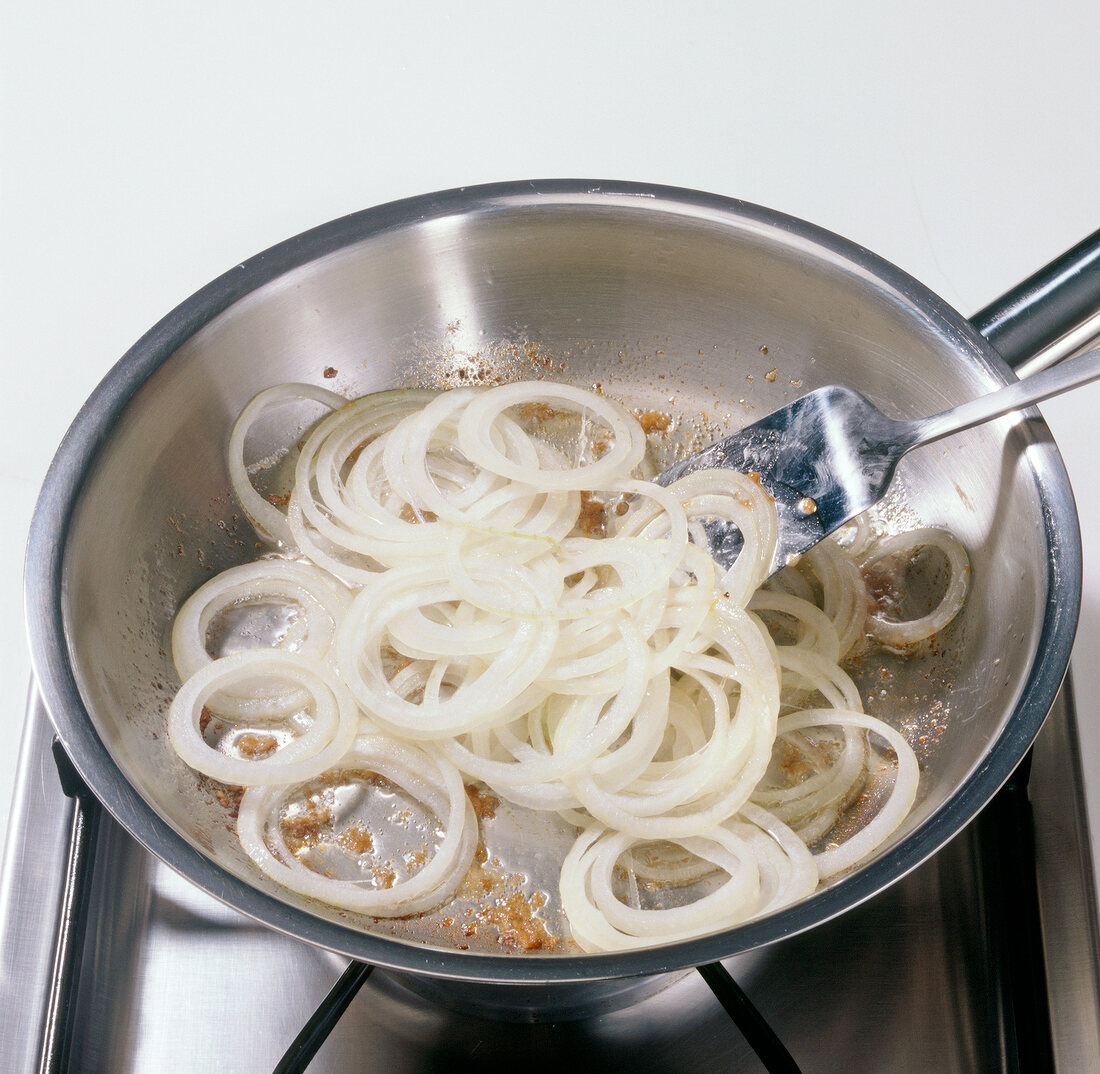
xmin=656 ymin=346 xmax=1100 ymax=575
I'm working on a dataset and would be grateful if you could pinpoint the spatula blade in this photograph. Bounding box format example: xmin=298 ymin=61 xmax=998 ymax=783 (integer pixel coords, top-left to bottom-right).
xmin=656 ymin=386 xmax=909 ymax=575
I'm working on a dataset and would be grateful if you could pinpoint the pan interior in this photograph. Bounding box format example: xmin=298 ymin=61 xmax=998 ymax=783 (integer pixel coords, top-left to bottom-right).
xmin=59 ymin=193 xmax=1051 ymax=965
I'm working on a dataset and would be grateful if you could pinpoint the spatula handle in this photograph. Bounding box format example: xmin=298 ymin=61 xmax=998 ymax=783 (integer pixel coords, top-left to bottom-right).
xmin=911 ymin=345 xmax=1100 ymax=448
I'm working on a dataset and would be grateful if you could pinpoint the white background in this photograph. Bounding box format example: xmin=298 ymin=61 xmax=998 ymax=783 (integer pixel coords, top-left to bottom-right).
xmin=3 ymin=2 xmax=1100 ymax=874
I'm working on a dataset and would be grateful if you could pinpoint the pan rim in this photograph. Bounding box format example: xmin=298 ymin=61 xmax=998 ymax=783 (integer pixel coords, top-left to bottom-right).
xmin=24 ymin=178 xmax=1082 ymax=983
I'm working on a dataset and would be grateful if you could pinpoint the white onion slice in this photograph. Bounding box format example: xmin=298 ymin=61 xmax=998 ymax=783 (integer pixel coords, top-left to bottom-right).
xmin=168 ymin=650 xmax=360 ymax=786
xmin=228 ymin=383 xmax=345 ymax=546
xmin=861 ymin=527 xmax=970 ymax=647
xmin=773 ymin=708 xmax=920 ymax=879
xmin=559 ymin=810 xmax=816 ymax=953
xmin=171 ymin=559 xmax=351 ymax=717
xmin=455 ymin=382 xmax=647 ymax=490
xmin=236 ymin=734 xmax=476 ymax=916
xmin=335 ymin=563 xmax=560 ymax=738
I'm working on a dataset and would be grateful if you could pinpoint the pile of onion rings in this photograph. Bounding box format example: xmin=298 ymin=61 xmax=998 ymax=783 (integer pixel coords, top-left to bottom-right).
xmin=168 ymin=381 xmax=968 ymax=951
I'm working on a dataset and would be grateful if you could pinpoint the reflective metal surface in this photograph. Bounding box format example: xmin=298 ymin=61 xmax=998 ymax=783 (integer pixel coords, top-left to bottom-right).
xmin=0 ymin=686 xmax=76 ymax=1074
xmin=971 ymin=226 xmax=1100 ymax=367
xmin=24 ymin=181 xmax=1082 ymax=979
xmin=662 ymin=347 xmax=1100 ymax=573
xmin=2 ymin=682 xmax=1097 ymax=1072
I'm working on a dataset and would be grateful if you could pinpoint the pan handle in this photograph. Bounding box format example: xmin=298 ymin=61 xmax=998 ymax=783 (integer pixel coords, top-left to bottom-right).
xmin=40 ymin=739 xmax=101 ymax=1074
xmin=970 ymin=227 xmax=1100 ymax=373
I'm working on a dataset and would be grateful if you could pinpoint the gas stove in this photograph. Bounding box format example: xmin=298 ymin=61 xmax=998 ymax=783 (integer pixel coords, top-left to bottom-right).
xmin=3 ymin=677 xmax=1097 ymax=1073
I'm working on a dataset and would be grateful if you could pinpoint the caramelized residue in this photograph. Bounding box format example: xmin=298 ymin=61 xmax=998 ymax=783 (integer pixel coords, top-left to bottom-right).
xmin=503 ymin=339 xmax=554 ymax=370
xmin=314 ymin=766 xmax=385 ymax=789
xmin=520 ymin=401 xmax=562 ymax=422
xmin=382 ymin=644 xmax=415 ymax=674
xmin=344 ymin=437 xmax=375 ymax=467
xmin=281 ymin=805 xmax=332 ymax=855
xmin=637 ymin=410 xmax=672 ymax=434
xmin=214 ymin=784 xmax=245 ymax=818
xmin=863 ymin=566 xmax=902 ymax=617
xmin=454 ymin=854 xmax=557 ymax=951
xmin=480 ymin=892 xmax=554 ymax=951
xmin=398 ymin=503 xmax=439 ymax=524
xmin=776 ymin=738 xmax=815 ymax=782
xmin=466 ymin=783 xmax=500 ymax=821
xmin=238 ymin=732 xmax=278 ymax=758
xmin=373 ymin=864 xmax=397 ymax=889
xmin=337 ymin=824 xmax=375 ymax=855
xmin=577 ymin=491 xmax=608 ymax=536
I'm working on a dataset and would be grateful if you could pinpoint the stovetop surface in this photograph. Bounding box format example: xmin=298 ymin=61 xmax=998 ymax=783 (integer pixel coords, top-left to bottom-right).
xmin=3 ymin=683 xmax=1098 ymax=1073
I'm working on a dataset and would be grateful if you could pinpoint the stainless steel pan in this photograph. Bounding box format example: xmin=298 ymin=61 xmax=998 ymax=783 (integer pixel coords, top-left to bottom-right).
xmin=25 ymin=180 xmax=1087 ymax=989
